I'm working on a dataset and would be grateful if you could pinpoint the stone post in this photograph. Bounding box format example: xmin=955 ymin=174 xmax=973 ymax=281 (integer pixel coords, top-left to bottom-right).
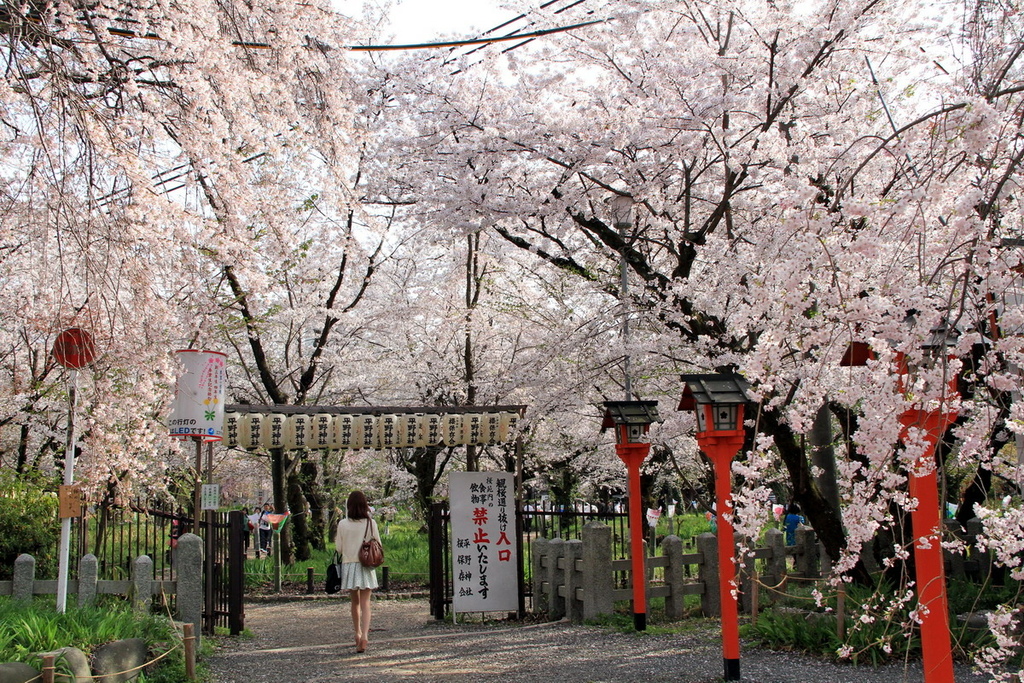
xmin=547 ymin=538 xmax=565 ymax=621
xmin=132 ymin=555 xmax=153 ymax=613
xmin=564 ymin=539 xmax=583 ymax=623
xmin=532 ymin=537 xmax=550 ymax=616
xmin=795 ymin=527 xmax=819 ymax=578
xmin=13 ymin=554 xmax=35 ymax=602
xmin=581 ymin=522 xmax=613 ymax=621
xmin=763 ymin=529 xmax=786 ymax=593
xmin=176 ymin=533 xmax=204 ymax=641
xmin=662 ymin=535 xmax=685 ymax=620
xmin=78 ymin=554 xmax=98 ymax=607
xmin=696 ymin=532 xmax=719 ymax=617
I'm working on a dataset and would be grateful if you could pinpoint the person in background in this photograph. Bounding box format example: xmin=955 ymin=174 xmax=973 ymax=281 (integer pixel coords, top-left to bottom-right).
xmin=334 ymin=490 xmax=381 ymax=653
xmin=784 ymin=502 xmax=805 ymax=546
xmin=240 ymin=506 xmax=252 ymax=556
xmin=258 ymin=502 xmax=273 ymax=556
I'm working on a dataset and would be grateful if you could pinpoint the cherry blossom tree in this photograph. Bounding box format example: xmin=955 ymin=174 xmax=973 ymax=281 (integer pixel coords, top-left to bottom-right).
xmin=364 ymin=0 xmax=1024 ymax=671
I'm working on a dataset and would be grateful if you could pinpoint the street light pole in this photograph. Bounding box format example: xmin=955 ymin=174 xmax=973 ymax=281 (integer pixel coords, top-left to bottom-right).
xmin=612 ymin=194 xmax=633 ymax=401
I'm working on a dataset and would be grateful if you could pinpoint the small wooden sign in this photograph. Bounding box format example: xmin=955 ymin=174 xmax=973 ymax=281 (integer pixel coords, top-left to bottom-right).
xmin=58 ymin=485 xmax=83 ymax=519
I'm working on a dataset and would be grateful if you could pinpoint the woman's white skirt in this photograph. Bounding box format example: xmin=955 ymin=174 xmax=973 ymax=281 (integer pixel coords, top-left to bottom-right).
xmin=339 ymin=561 xmax=378 ymax=590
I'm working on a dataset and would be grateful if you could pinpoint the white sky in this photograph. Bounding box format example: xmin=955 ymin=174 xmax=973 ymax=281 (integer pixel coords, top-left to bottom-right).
xmin=338 ymin=0 xmax=515 ymax=44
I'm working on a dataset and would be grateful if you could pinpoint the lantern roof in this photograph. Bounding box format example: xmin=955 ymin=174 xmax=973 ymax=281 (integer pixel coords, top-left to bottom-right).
xmin=600 ymin=400 xmax=660 ymax=431
xmin=678 ymin=374 xmax=754 ymax=411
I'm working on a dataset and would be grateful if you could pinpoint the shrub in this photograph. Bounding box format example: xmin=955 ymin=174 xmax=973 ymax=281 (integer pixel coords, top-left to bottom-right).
xmin=0 ymin=472 xmax=59 ymax=579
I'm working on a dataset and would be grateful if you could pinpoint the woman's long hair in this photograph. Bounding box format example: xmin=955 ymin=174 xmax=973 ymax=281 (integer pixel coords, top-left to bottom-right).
xmin=346 ymin=490 xmax=370 ymax=520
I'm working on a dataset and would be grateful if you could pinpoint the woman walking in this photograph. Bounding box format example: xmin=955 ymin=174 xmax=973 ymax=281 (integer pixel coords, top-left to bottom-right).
xmin=334 ymin=490 xmax=381 ymax=653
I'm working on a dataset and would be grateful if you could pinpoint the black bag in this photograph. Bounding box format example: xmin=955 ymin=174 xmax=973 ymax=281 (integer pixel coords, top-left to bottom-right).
xmin=358 ymin=518 xmax=384 ymax=568
xmin=325 ymin=551 xmax=342 ymax=594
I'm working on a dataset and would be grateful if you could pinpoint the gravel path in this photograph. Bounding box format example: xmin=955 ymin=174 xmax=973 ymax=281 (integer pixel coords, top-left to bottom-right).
xmin=206 ymin=595 xmax=992 ymax=683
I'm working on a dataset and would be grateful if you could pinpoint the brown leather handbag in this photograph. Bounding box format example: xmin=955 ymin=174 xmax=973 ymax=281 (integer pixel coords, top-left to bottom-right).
xmin=358 ymin=518 xmax=384 ymax=568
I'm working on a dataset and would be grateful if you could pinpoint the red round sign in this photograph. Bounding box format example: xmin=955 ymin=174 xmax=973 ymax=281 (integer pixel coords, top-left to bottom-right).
xmin=52 ymin=328 xmax=96 ymax=369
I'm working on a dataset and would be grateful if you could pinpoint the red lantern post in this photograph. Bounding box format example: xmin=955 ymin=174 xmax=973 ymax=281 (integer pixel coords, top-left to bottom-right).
xmin=602 ymin=400 xmax=660 ymax=632
xmin=842 ymin=320 xmax=959 ymax=683
xmin=896 ymin=351 xmax=958 ymax=683
xmin=680 ymin=374 xmax=754 ymax=682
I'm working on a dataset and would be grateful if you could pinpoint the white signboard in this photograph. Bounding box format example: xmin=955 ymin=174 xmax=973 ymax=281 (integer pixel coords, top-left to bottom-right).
xmin=450 ymin=472 xmax=518 ymax=614
xmin=200 ymin=484 xmax=221 ymax=511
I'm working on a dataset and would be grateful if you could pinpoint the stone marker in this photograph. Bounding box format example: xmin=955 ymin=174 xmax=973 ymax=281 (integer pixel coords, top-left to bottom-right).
xmin=91 ymin=638 xmax=149 ymax=683
xmin=39 ymin=646 xmax=91 ymax=683
xmin=0 ymin=662 xmax=40 ymax=683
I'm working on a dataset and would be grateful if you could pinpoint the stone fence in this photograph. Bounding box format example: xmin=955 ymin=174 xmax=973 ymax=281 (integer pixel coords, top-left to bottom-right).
xmin=532 ymin=519 xmax=993 ymax=623
xmin=0 ymin=532 xmax=204 ymax=640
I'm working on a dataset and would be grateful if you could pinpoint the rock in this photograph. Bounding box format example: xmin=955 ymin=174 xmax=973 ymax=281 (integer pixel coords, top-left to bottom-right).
xmin=0 ymin=662 xmax=40 ymax=683
xmin=90 ymin=638 xmax=149 ymax=683
xmin=39 ymin=646 xmax=91 ymax=683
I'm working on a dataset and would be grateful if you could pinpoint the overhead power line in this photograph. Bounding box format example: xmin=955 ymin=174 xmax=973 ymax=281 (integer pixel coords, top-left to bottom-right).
xmin=348 ymin=18 xmax=602 ymax=52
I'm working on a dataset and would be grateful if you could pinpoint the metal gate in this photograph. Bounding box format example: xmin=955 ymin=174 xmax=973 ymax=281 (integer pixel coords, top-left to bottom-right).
xmin=73 ymin=501 xmax=245 ymax=634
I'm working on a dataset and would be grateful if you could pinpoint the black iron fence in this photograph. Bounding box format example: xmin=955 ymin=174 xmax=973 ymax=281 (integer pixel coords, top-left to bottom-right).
xmin=69 ymin=500 xmax=245 ymax=634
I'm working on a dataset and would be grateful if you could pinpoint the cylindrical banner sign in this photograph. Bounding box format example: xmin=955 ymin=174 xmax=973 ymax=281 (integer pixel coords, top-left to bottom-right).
xmin=261 ymin=413 xmax=287 ymax=449
xmin=284 ymin=414 xmax=311 ymax=450
xmin=442 ymin=414 xmax=464 ymax=446
xmin=313 ymin=414 xmax=338 ymax=449
xmin=169 ymin=350 xmax=227 ymax=441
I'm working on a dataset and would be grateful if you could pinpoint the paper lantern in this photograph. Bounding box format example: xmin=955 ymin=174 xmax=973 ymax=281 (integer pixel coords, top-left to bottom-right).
xmin=312 ymin=414 xmax=338 ymax=449
xmin=336 ymin=415 xmax=356 ymax=448
xmin=419 ymin=414 xmax=442 ymax=447
xmin=377 ymin=414 xmax=400 ymax=449
xmin=261 ymin=413 xmax=287 ymax=449
xmin=398 ymin=415 xmax=419 ymax=448
xmin=223 ymin=413 xmax=241 ymax=447
xmin=442 ymin=414 xmax=464 ymax=446
xmin=463 ymin=414 xmax=484 ymax=445
xmin=499 ymin=412 xmax=520 ymax=442
xmin=352 ymin=414 xmax=376 ymax=450
xmin=482 ymin=413 xmax=501 ymax=445
xmin=284 ymin=414 xmax=311 ymax=450
xmin=168 ymin=350 xmax=227 ymax=441
xmin=237 ymin=413 xmax=264 ymax=449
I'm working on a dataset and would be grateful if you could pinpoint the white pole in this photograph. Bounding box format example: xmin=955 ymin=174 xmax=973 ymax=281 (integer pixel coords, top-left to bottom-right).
xmin=56 ymin=369 xmax=79 ymax=613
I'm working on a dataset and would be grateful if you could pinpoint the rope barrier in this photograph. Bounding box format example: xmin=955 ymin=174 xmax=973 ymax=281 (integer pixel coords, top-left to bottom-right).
xmin=27 ymin=641 xmax=184 ymax=682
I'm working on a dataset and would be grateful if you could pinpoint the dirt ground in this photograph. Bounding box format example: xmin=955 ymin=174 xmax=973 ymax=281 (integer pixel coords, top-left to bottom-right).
xmin=205 ymin=595 xmax=994 ymax=683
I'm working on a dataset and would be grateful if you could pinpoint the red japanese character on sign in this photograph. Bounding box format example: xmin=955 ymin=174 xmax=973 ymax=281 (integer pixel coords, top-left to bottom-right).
xmin=472 ymin=507 xmax=489 ymax=526
xmin=473 ymin=528 xmax=490 ymax=544
xmin=496 ymin=531 xmax=512 ymax=546
xmin=498 ymin=549 xmax=512 ymax=562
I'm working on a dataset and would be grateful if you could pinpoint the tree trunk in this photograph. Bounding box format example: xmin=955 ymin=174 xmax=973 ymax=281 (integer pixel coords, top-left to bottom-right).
xmin=270 ymin=448 xmax=293 ymax=565
xmin=760 ymin=410 xmax=872 ymax=585
xmin=810 ymin=403 xmax=841 ymax=513
xmin=300 ymin=459 xmax=327 ymax=551
xmin=287 ymin=465 xmax=311 ymax=562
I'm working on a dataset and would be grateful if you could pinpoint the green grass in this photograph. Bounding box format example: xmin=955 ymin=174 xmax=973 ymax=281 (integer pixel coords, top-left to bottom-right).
xmin=742 ymin=578 xmax=1023 ymax=667
xmin=245 ymin=518 xmax=431 ymax=589
xmin=0 ymin=596 xmax=204 ymax=682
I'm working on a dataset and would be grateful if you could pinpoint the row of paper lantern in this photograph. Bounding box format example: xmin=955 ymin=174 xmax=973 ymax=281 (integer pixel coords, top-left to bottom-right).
xmin=223 ymin=412 xmax=521 ymax=451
